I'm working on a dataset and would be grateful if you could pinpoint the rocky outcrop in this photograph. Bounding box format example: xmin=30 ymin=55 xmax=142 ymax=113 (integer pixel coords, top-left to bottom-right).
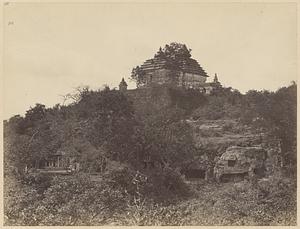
xmin=187 ymin=118 xmax=281 ymax=181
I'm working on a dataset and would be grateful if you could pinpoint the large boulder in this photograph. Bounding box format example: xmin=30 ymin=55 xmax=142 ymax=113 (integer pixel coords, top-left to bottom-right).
xmin=214 ymin=145 xmax=267 ymax=182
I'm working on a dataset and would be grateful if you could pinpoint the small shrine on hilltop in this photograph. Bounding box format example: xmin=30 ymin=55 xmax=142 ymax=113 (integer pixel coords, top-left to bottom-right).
xmin=119 ymin=77 xmax=128 ymax=92
xmin=119 ymin=42 xmax=222 ymax=94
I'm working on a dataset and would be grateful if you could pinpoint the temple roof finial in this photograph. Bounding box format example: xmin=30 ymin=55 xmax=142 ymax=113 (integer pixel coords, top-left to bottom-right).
xmin=120 ymin=77 xmax=127 ymax=85
xmin=214 ymin=73 xmax=219 ymax=83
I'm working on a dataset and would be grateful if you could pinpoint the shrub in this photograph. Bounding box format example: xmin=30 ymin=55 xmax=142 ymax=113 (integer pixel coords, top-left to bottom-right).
xmin=104 ymin=164 xmax=142 ymax=197
xmin=142 ymin=167 xmax=192 ymax=203
xmin=222 ymin=122 xmax=234 ymax=132
xmin=4 ymin=174 xmax=127 ymax=226
xmin=192 ymin=97 xmax=225 ymax=120
xmin=21 ymin=173 xmax=53 ymax=194
xmin=122 ymin=202 xmax=192 ymax=226
xmin=169 ymin=87 xmax=207 ymax=113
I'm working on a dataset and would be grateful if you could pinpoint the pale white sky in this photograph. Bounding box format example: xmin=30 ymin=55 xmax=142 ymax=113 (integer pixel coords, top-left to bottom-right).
xmin=3 ymin=2 xmax=297 ymax=119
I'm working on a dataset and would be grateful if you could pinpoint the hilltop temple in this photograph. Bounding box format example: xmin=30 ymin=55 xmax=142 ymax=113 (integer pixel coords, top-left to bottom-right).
xmin=120 ymin=43 xmax=221 ymax=94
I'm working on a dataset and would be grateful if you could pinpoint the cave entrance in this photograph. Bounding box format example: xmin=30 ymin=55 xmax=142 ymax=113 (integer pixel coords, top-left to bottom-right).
xmin=184 ymin=169 xmax=206 ymax=179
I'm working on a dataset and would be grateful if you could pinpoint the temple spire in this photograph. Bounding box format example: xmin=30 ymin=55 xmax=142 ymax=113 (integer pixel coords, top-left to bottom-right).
xmin=213 ymin=73 xmax=219 ymax=83
xmin=119 ymin=77 xmax=128 ymax=92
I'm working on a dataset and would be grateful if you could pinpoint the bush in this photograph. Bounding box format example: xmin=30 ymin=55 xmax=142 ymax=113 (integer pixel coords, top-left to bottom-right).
xmin=206 ymin=176 xmax=296 ymax=226
xmin=4 ymin=174 xmax=127 ymax=226
xmin=104 ymin=164 xmax=140 ymax=197
xmin=222 ymin=122 xmax=234 ymax=132
xmin=192 ymin=97 xmax=225 ymax=120
xmin=105 ymin=165 xmax=192 ymax=204
xmin=142 ymin=167 xmax=192 ymax=203
xmin=122 ymin=202 xmax=192 ymax=226
xmin=169 ymin=87 xmax=207 ymax=113
xmin=21 ymin=173 xmax=53 ymax=193
xmin=4 ymin=176 xmax=43 ymax=226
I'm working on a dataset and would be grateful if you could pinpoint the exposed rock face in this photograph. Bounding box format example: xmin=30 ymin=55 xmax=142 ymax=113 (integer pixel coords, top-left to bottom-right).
xmin=214 ymin=146 xmax=267 ymax=182
xmin=187 ymin=119 xmax=281 ymax=182
xmin=189 ymin=119 xmax=264 ymax=151
xmin=121 ymin=83 xmax=281 ymax=183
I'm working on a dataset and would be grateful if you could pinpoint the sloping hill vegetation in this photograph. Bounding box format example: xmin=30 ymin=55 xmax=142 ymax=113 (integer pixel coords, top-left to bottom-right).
xmin=3 ymin=83 xmax=296 ymax=225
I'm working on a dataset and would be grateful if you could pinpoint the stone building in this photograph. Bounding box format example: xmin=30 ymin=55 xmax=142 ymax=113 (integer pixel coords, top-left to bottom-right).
xmin=202 ymin=73 xmax=222 ymax=94
xmin=138 ymin=54 xmax=209 ymax=90
xmin=127 ymin=43 xmax=222 ymax=94
xmin=29 ymin=151 xmax=80 ymax=175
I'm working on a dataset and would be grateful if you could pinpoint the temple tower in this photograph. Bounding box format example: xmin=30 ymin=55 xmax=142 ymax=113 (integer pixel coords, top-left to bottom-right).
xmin=213 ymin=73 xmax=219 ymax=84
xmin=119 ymin=78 xmax=128 ymax=92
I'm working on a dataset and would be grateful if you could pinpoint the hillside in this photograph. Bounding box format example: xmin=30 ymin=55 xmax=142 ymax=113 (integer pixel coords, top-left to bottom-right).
xmin=190 ymin=119 xmax=262 ymax=147
xmin=3 ymin=83 xmax=297 ymax=226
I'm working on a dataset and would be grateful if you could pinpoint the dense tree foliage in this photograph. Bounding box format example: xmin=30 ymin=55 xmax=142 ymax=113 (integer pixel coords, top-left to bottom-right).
xmin=192 ymin=83 xmax=296 ymax=172
xmin=169 ymin=88 xmax=208 ymax=113
xmin=3 ymin=82 xmax=297 ymax=226
xmin=241 ymin=84 xmax=297 ymax=172
xmin=5 ymin=88 xmax=138 ymax=169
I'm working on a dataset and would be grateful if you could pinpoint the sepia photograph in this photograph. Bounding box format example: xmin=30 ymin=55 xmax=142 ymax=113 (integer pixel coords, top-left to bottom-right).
xmin=2 ymin=1 xmax=298 ymax=226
